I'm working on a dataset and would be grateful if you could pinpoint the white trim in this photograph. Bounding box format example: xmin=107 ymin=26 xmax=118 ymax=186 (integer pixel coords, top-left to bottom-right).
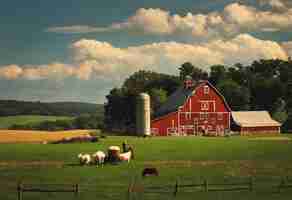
xmin=167 ymin=127 xmax=179 ymax=136
xmin=199 ymin=100 xmax=216 ymax=112
xmin=180 ymin=111 xmax=229 ymax=114
xmin=201 ymin=101 xmax=209 ymax=111
xmin=151 ymin=128 xmax=159 ymax=136
xmin=189 ymin=98 xmax=192 ymax=112
xmin=204 ymin=85 xmax=209 ymax=94
xmin=200 ymin=112 xmax=208 ymax=120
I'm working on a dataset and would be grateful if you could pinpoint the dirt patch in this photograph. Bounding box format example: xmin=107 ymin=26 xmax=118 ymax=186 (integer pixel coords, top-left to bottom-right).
xmin=143 ymin=160 xmax=231 ymax=168
xmin=248 ymin=137 xmax=291 ymax=141
xmin=0 ymin=160 xmax=64 ymax=168
xmin=0 ymin=130 xmax=92 ymax=143
xmin=143 ymin=160 xmax=292 ymax=177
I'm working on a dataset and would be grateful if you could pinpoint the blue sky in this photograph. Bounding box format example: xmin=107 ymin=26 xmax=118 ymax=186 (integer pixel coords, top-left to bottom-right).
xmin=0 ymin=0 xmax=292 ymax=103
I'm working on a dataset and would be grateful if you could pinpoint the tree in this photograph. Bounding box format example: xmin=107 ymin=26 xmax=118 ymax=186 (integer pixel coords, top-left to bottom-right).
xmin=179 ymin=62 xmax=208 ymax=81
xmin=216 ymin=79 xmax=250 ymax=110
xmin=209 ymin=65 xmax=227 ymax=86
xmin=179 ymin=62 xmax=195 ymax=80
xmin=104 ymin=70 xmax=180 ymax=133
xmin=149 ymin=88 xmax=168 ymax=113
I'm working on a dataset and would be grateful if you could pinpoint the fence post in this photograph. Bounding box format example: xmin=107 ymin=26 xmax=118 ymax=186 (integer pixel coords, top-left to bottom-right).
xmin=278 ymin=177 xmax=285 ymax=193
xmin=74 ymin=184 xmax=79 ymax=197
xmin=204 ymin=179 xmax=208 ymax=192
xmin=174 ymin=179 xmax=179 ymax=197
xmin=249 ymin=177 xmax=253 ymax=192
xmin=127 ymin=178 xmax=134 ymax=200
xmin=17 ymin=181 xmax=22 ymax=200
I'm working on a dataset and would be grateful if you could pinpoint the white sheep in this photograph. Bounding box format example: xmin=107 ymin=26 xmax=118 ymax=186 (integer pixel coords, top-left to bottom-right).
xmin=92 ymin=151 xmax=106 ymax=167
xmin=78 ymin=153 xmax=92 ymax=165
xmin=119 ymin=150 xmax=132 ymax=163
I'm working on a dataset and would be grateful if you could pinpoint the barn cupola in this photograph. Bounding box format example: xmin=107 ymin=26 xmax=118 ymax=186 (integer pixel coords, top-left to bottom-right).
xmin=184 ymin=75 xmax=193 ymax=89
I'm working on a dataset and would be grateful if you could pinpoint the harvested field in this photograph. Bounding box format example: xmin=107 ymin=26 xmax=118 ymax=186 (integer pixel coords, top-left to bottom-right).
xmin=0 ymin=129 xmax=92 ymax=143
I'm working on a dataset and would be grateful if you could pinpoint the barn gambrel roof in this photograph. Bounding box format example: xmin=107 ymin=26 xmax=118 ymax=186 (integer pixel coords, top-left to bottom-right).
xmin=154 ymin=80 xmax=231 ymax=118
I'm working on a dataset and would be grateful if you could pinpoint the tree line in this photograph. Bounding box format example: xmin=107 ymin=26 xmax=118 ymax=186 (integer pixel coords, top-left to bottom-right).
xmin=104 ymin=59 xmax=292 ymax=133
xmin=0 ymin=100 xmax=101 ymax=116
xmin=10 ymin=114 xmax=104 ymax=131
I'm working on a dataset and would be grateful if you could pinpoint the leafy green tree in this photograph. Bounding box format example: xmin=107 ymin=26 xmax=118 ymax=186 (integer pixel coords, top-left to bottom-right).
xmin=179 ymin=62 xmax=195 ymax=80
xmin=149 ymin=88 xmax=168 ymax=113
xmin=217 ymin=79 xmax=250 ymax=110
xmin=104 ymin=70 xmax=180 ymax=133
xmin=179 ymin=62 xmax=208 ymax=81
xmin=209 ymin=65 xmax=227 ymax=85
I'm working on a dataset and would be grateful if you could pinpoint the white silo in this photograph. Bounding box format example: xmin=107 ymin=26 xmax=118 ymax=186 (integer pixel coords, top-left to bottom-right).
xmin=136 ymin=93 xmax=151 ymax=136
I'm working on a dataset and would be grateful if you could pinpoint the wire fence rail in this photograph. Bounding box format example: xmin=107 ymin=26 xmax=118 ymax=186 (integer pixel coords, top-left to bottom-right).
xmin=13 ymin=176 xmax=292 ymax=200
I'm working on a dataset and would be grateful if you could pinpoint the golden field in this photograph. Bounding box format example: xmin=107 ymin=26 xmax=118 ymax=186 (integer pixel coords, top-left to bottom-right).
xmin=0 ymin=129 xmax=92 ymax=143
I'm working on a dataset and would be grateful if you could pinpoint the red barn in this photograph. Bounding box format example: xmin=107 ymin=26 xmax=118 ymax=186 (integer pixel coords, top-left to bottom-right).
xmin=151 ymin=79 xmax=231 ymax=136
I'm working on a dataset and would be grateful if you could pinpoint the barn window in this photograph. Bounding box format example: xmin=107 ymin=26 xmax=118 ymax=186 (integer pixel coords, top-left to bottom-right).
xmin=201 ymin=101 xmax=209 ymax=111
xmin=200 ymin=112 xmax=208 ymax=120
xmin=218 ymin=113 xmax=223 ymax=120
xmin=204 ymin=85 xmax=209 ymax=94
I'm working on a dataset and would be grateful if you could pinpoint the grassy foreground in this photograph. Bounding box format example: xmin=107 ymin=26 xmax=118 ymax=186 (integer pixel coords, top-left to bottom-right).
xmin=0 ymin=115 xmax=73 ymax=129
xmin=0 ymin=135 xmax=292 ymax=200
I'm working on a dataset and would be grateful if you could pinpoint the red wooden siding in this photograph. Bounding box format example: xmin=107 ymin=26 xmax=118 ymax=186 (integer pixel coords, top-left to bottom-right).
xmin=151 ymin=81 xmax=231 ymax=136
xmin=240 ymin=126 xmax=280 ymax=135
xmin=151 ymin=112 xmax=178 ymax=136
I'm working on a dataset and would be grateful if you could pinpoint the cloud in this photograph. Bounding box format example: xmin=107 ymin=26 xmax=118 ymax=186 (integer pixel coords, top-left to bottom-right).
xmin=0 ymin=34 xmax=289 ymax=82
xmin=258 ymin=0 xmax=287 ymax=10
xmin=71 ymin=34 xmax=288 ymax=78
xmin=46 ymin=3 xmax=292 ymax=40
xmin=0 ymin=63 xmax=77 ymax=80
xmin=46 ymin=25 xmax=119 ymax=34
xmin=0 ymin=65 xmax=23 ymax=80
xmin=281 ymin=41 xmax=292 ymax=57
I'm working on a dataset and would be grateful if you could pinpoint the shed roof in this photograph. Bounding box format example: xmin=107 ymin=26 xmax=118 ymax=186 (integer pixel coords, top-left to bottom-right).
xmin=231 ymin=111 xmax=281 ymax=127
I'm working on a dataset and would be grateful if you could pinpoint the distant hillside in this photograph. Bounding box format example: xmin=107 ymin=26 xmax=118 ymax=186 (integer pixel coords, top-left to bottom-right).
xmin=0 ymin=115 xmax=74 ymax=129
xmin=0 ymin=100 xmax=103 ymax=117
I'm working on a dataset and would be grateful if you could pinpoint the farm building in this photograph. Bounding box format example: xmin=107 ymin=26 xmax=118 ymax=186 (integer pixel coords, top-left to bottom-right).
xmin=151 ymin=78 xmax=231 ymax=136
xmin=151 ymin=78 xmax=281 ymax=136
xmin=231 ymin=111 xmax=281 ymax=134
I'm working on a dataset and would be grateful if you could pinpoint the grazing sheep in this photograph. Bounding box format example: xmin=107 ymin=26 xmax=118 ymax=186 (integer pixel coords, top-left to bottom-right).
xmin=78 ymin=153 xmax=92 ymax=165
xmin=119 ymin=149 xmax=133 ymax=163
xmin=92 ymin=151 xmax=106 ymax=167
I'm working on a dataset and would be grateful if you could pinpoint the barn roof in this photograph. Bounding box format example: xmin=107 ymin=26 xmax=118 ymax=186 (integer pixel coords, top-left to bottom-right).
xmin=231 ymin=111 xmax=281 ymax=127
xmin=154 ymin=80 xmax=230 ymax=118
xmin=154 ymin=86 xmax=193 ymax=118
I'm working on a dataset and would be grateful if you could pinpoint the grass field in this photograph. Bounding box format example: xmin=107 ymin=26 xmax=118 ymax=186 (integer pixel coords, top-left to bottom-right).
xmin=0 ymin=115 xmax=73 ymax=129
xmin=1 ymin=134 xmax=292 ymax=200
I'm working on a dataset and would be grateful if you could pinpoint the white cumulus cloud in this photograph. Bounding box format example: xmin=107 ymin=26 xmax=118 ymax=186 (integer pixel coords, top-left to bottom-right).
xmin=0 ymin=34 xmax=289 ymax=82
xmin=281 ymin=41 xmax=292 ymax=58
xmin=46 ymin=3 xmax=292 ymax=40
xmin=70 ymin=34 xmax=288 ymax=79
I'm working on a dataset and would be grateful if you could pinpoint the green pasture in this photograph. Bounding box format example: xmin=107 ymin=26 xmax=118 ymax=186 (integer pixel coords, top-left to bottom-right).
xmin=1 ymin=135 xmax=292 ymax=200
xmin=0 ymin=115 xmax=73 ymax=129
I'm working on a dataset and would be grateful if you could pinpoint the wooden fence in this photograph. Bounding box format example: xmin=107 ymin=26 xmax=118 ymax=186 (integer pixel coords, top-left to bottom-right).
xmin=17 ymin=182 xmax=79 ymax=200
xmin=129 ymin=176 xmax=292 ymax=199
xmin=15 ymin=176 xmax=292 ymax=200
